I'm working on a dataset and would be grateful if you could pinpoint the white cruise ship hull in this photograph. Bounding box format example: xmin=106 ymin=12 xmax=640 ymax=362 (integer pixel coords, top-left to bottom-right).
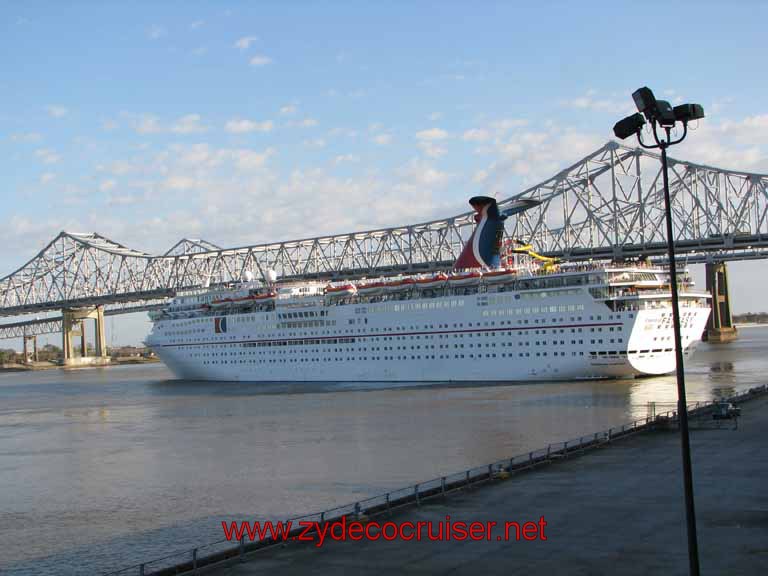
xmin=148 ymin=288 xmax=710 ymax=383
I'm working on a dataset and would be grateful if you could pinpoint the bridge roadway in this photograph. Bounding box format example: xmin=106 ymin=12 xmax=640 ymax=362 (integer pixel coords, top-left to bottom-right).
xmin=1 ymin=141 xmax=766 ymax=340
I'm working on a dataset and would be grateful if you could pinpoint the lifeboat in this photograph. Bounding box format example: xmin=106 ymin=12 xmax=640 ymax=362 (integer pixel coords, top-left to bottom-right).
xmin=325 ymin=283 xmax=357 ymax=298
xmin=241 ymin=292 xmax=277 ymax=304
xmin=482 ymin=268 xmax=517 ymax=284
xmin=249 ymin=291 xmax=277 ymax=303
xmin=357 ymin=281 xmax=385 ymax=296
xmin=211 ymin=291 xmax=276 ymax=308
xmin=414 ymin=272 xmax=448 ymax=290
xmin=383 ymin=277 xmax=416 ymax=292
xmin=447 ymin=270 xmax=483 ymax=286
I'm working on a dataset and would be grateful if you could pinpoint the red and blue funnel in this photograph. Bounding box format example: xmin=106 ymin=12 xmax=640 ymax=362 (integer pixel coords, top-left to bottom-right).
xmin=453 ymin=196 xmax=539 ymax=270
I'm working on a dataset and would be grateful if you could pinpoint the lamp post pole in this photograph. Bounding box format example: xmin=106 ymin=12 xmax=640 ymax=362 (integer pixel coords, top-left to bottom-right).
xmin=659 ymin=135 xmax=700 ymax=576
xmin=614 ymin=88 xmax=704 ymax=576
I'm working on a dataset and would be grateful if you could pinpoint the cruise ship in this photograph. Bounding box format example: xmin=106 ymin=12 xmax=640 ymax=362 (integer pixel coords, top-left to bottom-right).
xmin=146 ymin=196 xmax=711 ymax=382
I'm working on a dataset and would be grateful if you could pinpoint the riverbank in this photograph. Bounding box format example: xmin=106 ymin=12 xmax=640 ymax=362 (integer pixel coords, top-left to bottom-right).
xmin=0 ymin=357 xmax=159 ymax=372
xmin=206 ymin=392 xmax=768 ymax=575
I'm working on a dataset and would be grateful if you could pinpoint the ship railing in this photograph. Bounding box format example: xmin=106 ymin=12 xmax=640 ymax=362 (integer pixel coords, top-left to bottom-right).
xmin=100 ymin=384 xmax=767 ymax=576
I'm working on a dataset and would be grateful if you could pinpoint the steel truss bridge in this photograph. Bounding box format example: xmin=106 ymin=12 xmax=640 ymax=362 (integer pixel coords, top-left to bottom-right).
xmin=2 ymin=140 xmax=767 ymax=340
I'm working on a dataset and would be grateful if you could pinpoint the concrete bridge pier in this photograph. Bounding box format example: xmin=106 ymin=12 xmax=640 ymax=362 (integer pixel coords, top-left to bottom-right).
xmin=62 ymin=306 xmax=110 ymax=366
xmin=22 ymin=334 xmax=38 ymax=364
xmin=704 ymin=261 xmax=738 ymax=343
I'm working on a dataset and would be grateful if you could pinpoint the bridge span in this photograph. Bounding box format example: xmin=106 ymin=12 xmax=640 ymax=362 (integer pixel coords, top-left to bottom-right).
xmin=1 ymin=141 xmax=766 ymax=357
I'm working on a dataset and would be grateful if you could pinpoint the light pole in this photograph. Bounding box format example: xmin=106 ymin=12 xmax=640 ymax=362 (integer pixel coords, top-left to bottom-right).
xmin=613 ymin=87 xmax=705 ymax=576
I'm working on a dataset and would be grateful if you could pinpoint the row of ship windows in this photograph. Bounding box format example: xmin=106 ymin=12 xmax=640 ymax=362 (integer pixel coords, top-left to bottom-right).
xmin=164 ymin=328 xmax=624 ymax=346
xmin=354 ymin=299 xmax=466 ymax=315
xmin=477 ymin=290 xmax=585 ymax=306
xmin=194 ymin=347 xmax=675 ymax=367
xmin=480 ymin=305 xmax=585 ymax=316
xmin=189 ymin=348 xmax=678 ymax=366
xmin=160 ymin=316 xmax=629 ymax=340
xmin=162 ymin=311 xmax=626 ymax=331
xmin=197 ymin=351 xmax=593 ymax=366
xmin=158 ymin=311 xmax=630 ymax=339
xmin=178 ymin=337 xmax=627 ymax=359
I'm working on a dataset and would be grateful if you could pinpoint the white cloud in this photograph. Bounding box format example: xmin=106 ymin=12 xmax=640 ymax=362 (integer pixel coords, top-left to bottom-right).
xmin=135 ymin=114 xmax=162 ymax=134
xmin=46 ymin=105 xmax=68 ymax=118
xmin=230 ymin=147 xmax=275 ymax=171
xmin=417 ymin=141 xmax=447 ymax=159
xmin=0 ymin=139 xmax=469 ymax=285
xmin=671 ymin=113 xmax=768 ymax=171
xmin=372 ymin=133 xmax=392 ymax=145
xmin=474 ymin=127 xmax=605 ymax=189
xmin=225 ymin=118 xmax=273 ymax=133
xmin=107 ymin=194 xmax=138 ymax=206
xmin=560 ymin=90 xmax=632 ymax=115
xmin=10 ymin=132 xmax=42 ymax=142
xmin=39 ymin=173 xmax=55 ymax=184
xmin=249 ymin=55 xmax=272 ymax=67
xmin=303 ymin=138 xmax=326 ymax=149
xmin=164 ymin=175 xmax=197 ymax=191
xmin=400 ymin=158 xmax=451 ymax=188
xmin=147 ymin=24 xmax=166 ymax=40
xmin=415 ymin=127 xmax=449 ymax=141
xmin=171 ymin=114 xmax=207 ymax=134
xmin=190 ymin=20 xmax=204 ymax=30
xmin=472 ymin=169 xmax=489 ymax=184
xmin=108 ymin=160 xmax=136 ymax=175
xmin=490 ymin=118 xmax=528 ymax=134
xmin=709 ymin=97 xmax=735 ymax=115
xmin=34 ymin=148 xmax=61 ymax=164
xmin=279 ymin=104 xmax=297 ymax=115
xmin=133 ymin=113 xmax=207 ymax=134
xmin=328 ymin=127 xmax=358 ymax=139
xmin=415 ymin=128 xmax=449 ymax=156
xmin=462 ymin=128 xmax=490 ymax=142
xmin=333 ymin=154 xmax=360 ymax=165
xmin=235 ymin=36 xmax=258 ymax=50
xmin=287 ymin=117 xmax=318 ymax=128
xmin=174 ymin=143 xmax=222 ymax=167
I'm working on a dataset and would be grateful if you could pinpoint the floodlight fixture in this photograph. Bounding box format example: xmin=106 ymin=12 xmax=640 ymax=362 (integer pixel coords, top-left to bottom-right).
xmin=613 ymin=113 xmax=646 ymax=140
xmin=632 ymin=86 xmax=657 ymax=117
xmin=654 ymin=100 xmax=677 ymax=126
xmin=674 ymin=103 xmax=705 ymax=123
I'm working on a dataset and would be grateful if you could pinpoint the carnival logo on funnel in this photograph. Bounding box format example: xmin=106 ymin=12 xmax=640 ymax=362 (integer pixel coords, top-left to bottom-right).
xmin=453 ymin=196 xmax=506 ymax=270
xmin=453 ymin=196 xmax=541 ymax=270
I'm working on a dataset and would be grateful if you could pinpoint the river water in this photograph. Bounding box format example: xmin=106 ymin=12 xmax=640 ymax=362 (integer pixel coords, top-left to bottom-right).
xmin=1 ymin=326 xmax=766 ymax=575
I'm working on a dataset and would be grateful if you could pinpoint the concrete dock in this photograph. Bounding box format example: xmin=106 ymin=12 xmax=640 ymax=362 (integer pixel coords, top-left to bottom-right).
xmin=206 ymin=395 xmax=768 ymax=575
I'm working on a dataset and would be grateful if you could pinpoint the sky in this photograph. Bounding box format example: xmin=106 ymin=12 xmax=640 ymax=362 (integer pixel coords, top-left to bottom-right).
xmin=2 ymin=1 xmax=768 ymax=347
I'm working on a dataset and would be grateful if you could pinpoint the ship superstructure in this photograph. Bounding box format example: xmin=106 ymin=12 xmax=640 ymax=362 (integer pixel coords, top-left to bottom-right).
xmin=146 ymin=197 xmax=710 ymax=382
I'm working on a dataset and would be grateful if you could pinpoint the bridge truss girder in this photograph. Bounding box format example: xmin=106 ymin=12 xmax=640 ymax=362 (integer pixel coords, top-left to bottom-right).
xmin=1 ymin=141 xmax=767 ymax=325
